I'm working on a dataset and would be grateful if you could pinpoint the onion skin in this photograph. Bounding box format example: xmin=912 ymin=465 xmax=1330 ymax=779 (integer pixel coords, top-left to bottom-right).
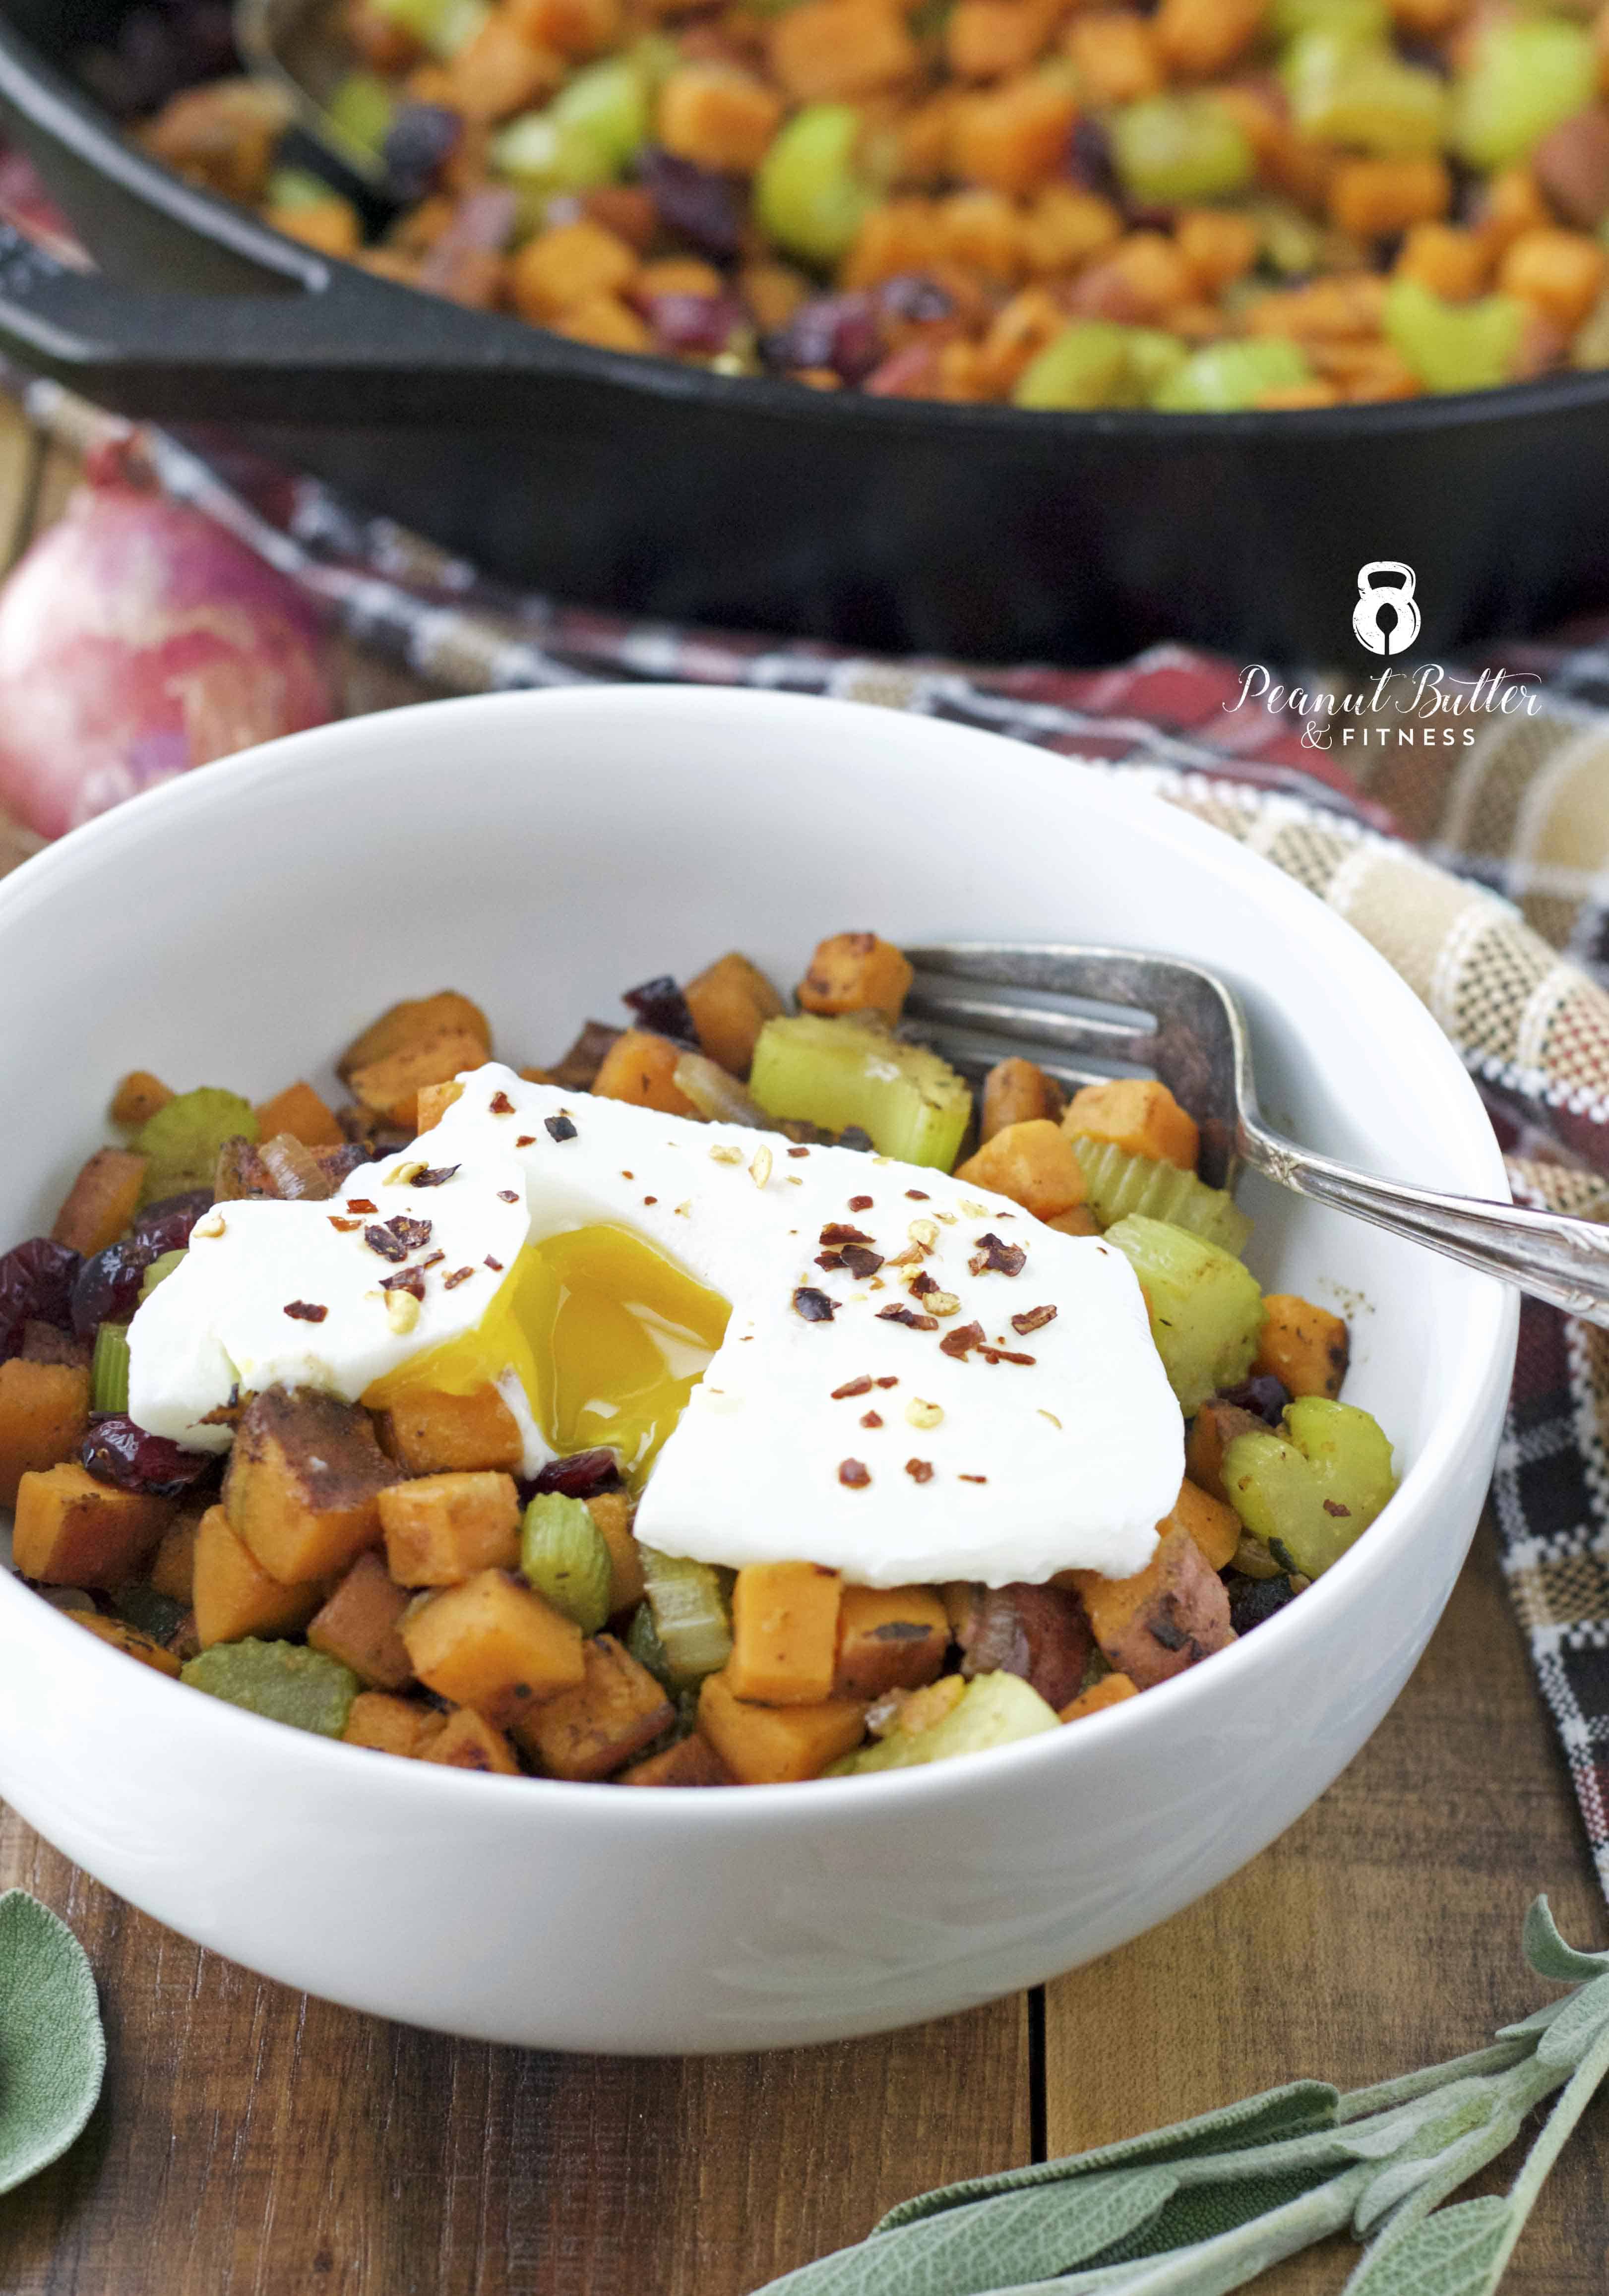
xmin=0 ymin=458 xmax=334 ymax=838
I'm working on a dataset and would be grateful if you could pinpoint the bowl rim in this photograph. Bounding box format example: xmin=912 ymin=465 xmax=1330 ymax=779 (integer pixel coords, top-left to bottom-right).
xmin=0 ymin=684 xmax=1519 ymax=1823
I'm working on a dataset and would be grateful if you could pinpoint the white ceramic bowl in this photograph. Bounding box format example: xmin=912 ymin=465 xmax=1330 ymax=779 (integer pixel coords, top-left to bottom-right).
xmin=0 ymin=687 xmax=1516 ymax=2054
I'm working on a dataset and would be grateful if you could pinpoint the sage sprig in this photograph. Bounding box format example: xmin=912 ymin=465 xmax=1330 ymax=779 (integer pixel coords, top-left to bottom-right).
xmin=0 ymin=1888 xmax=105 ymax=2195
xmin=753 ymin=1897 xmax=1608 ymax=2296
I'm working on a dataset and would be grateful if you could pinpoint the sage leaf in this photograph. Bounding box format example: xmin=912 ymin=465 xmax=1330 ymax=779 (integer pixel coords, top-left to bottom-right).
xmin=1339 ymin=2197 xmax=1509 ymax=2296
xmin=0 ymin=1889 xmax=105 ymax=2195
xmin=751 ymin=2167 xmax=1179 ymax=2296
xmin=874 ymin=2084 xmax=1339 ymax=2231
xmin=1080 ymin=2169 xmax=1340 ymax=2266
xmin=1533 ymin=1972 xmax=1609 ymax=2069
xmin=1521 ymin=1897 xmax=1609 ymax=1986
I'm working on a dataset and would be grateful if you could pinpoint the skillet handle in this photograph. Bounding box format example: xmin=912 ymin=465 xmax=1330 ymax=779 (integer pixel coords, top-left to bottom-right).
xmin=0 ymin=218 xmax=568 ymax=423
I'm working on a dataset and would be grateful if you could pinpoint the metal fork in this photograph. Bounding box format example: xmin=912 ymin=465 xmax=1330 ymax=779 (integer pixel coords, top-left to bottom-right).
xmin=901 ymin=943 xmax=1609 ymax=1328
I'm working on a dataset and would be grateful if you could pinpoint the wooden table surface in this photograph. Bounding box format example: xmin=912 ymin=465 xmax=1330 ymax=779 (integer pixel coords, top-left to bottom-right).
xmin=0 ymin=411 xmax=1605 ymax=2296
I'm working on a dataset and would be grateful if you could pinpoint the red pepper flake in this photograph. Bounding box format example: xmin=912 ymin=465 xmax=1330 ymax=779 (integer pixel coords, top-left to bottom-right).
xmin=545 ymin=1116 xmax=577 ymax=1144
xmin=516 ymin=1134 xmax=536 ymax=1148
xmin=381 ymin=1267 xmax=426 ymax=1301
xmin=959 ymin=1473 xmax=988 ymax=1485
xmin=831 ymin=1375 xmax=873 ymax=1399
xmin=284 ymin=1300 xmax=327 ymax=1323
xmin=969 ymin=1233 xmax=1027 ymax=1278
xmin=860 ymin=1410 xmax=883 ymax=1429
xmin=875 ymin=1376 xmax=899 ymax=1389
xmin=878 ymin=1304 xmax=939 ymax=1331
xmin=443 ymin=1266 xmax=477 ymax=1290
xmin=1011 ymin=1305 xmax=1057 ymax=1335
xmin=840 ymin=1245 xmax=883 ymax=1280
xmin=486 ymin=1256 xmax=504 ymax=1272
xmin=420 ymin=1251 xmax=445 ymax=1271
xmin=939 ymin=1320 xmax=986 ymax=1359
xmin=848 ymin=1194 xmax=873 ymax=1212
xmin=1323 ymin=1498 xmax=1352 ymax=1518
xmin=815 ymin=1249 xmax=844 ymax=1272
xmin=910 ymin=1270 xmax=938 ymax=1297
xmin=905 ymin=1189 xmax=929 ymax=1201
xmin=838 ymin=1458 xmax=870 ymax=1489
xmin=905 ymin=1458 xmax=933 ymax=1484
xmin=364 ymin=1223 xmax=409 ymax=1263
xmin=980 ymin=1346 xmax=1036 ymax=1367
xmin=644 ymin=1195 xmax=658 ymax=1206
xmin=820 ymin=1224 xmax=873 ymax=1246
xmin=490 ymin=1090 xmax=515 ymax=1115
xmin=497 ymin=1190 xmax=519 ymax=1204
xmin=346 ymin=1198 xmax=377 ymax=1215
xmin=787 ymin=1147 xmax=810 ymax=1159
xmin=793 ymin=1286 xmax=837 ymax=1323
xmin=413 ymin=1165 xmax=459 ymax=1188
xmin=389 ymin=1215 xmax=433 ymax=1250
xmin=621 ymin=1171 xmax=634 ymax=1181
xmin=328 ymin=1215 xmax=362 ymax=1233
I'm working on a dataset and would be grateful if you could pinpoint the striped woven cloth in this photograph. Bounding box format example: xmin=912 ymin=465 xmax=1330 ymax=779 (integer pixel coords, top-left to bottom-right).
xmin=6 ymin=371 xmax=1609 ymax=1899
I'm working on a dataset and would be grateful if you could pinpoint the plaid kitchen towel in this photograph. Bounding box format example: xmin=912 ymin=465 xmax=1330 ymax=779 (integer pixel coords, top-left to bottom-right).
xmin=5 ymin=368 xmax=1609 ymax=1899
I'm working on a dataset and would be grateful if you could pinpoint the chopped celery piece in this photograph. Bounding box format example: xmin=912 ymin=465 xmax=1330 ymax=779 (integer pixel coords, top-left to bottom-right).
xmin=135 ymin=1087 xmax=257 ymax=1203
xmin=139 ymin=1249 xmax=186 ymax=1302
xmin=754 ymin=105 xmax=875 ymax=268
xmin=625 ymin=1597 xmax=674 ymax=1687
xmin=181 ymin=1639 xmax=360 ymax=1737
xmin=266 ymin=167 xmax=341 ymax=211
xmin=550 ymin=56 xmax=652 ymax=174
xmin=748 ymin=1014 xmax=971 ymax=1168
xmin=1453 ymin=18 xmax=1595 ymax=173
xmin=1221 ymin=1396 xmax=1397 ymax=1578
xmin=89 ymin=1323 xmax=130 ymax=1415
xmin=1109 ymin=94 xmax=1255 ymax=205
xmin=521 ymin=1491 xmax=613 ymax=1635
xmin=1282 ymin=30 xmax=1448 ymax=156
xmin=1071 ymin=1138 xmax=1250 ymax=1256
xmin=1251 ymin=199 xmax=1327 ymax=278
xmin=492 ymin=108 xmax=619 ymax=192
xmin=326 ymin=71 xmax=396 ymax=154
xmin=1384 ymin=275 xmax=1524 ymax=395
xmin=1103 ymin=1213 xmax=1263 ymax=1412
xmin=1152 ymin=337 xmax=1312 ymax=412
xmin=372 ymin=0 xmax=489 ymax=60
xmin=1270 ymin=0 xmax=1386 ymax=40
xmin=828 ymin=1673 xmax=1059 ymax=1775
xmin=638 ymin=1547 xmax=732 ymax=1687
xmin=1013 ymin=322 xmax=1187 ymax=411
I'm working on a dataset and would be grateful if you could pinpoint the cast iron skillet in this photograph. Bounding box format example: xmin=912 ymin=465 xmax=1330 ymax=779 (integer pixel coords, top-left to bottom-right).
xmin=0 ymin=0 xmax=1608 ymax=664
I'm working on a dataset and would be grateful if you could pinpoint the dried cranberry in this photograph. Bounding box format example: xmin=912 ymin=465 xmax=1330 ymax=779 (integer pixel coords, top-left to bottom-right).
xmin=71 ymin=1240 xmax=160 ymax=1340
xmin=876 ymin=273 xmax=953 ymax=325
xmin=644 ymin=292 xmax=748 ymax=359
xmin=1219 ymin=1373 xmax=1290 ymax=1426
xmin=638 ymin=148 xmax=745 ymax=258
xmin=132 ymin=1190 xmax=212 ymax=1254
xmin=622 ymin=973 xmax=698 ymax=1045
xmin=762 ymin=293 xmax=882 ymax=385
xmin=81 ymin=1414 xmax=212 ymax=1498
xmin=1068 ymin=115 xmax=1118 ymax=201
xmin=0 ymin=1238 xmax=81 ymax=1361
xmin=529 ymin=1448 xmax=623 ymax=1501
xmin=383 ymin=102 xmax=462 ymax=202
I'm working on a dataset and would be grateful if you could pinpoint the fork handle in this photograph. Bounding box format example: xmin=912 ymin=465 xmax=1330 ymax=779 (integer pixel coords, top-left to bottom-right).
xmin=1240 ymin=1121 xmax=1609 ymax=1327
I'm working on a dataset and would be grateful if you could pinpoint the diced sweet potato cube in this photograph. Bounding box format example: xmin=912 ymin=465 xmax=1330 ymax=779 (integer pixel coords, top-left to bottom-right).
xmin=507 ymin=0 xmax=619 ymax=57
xmin=421 ymin=1705 xmax=521 ymax=1773
xmin=981 ymin=1057 xmax=1062 ymax=1142
xmin=445 ymin=12 xmax=560 ymax=119
xmin=833 ymin=1582 xmax=948 ymax=1697
xmin=1328 ymin=157 xmax=1450 ymax=240
xmin=513 ymin=1632 xmax=675 ymax=1779
xmin=769 ymin=0 xmax=918 ymax=103
xmin=253 ymin=1081 xmax=343 ymax=1149
xmin=698 ymin=1670 xmax=867 ymax=1783
xmin=684 ymin=951 xmax=786 ymax=1077
xmin=1395 ymin=222 xmax=1488 ymax=303
xmin=946 ymin=0 xmax=1056 ymax=80
xmin=308 ymin=1550 xmax=414 ymax=1688
xmin=347 ymin=1028 xmax=492 ymax=1130
xmin=192 ymin=1503 xmax=324 ymax=1648
xmin=1253 ymin=1295 xmax=1349 ymax=1399
xmin=729 ymin=1561 xmax=844 ymax=1705
xmin=553 ymin=293 xmax=652 ymax=352
xmin=1068 ymin=1524 xmax=1235 ymax=1690
xmin=70 ymin=1612 xmax=183 ymax=1678
xmin=1184 ymin=1398 xmax=1265 ymax=1505
xmin=1063 ymin=1078 xmax=1198 ymax=1172
xmin=338 ymin=991 xmax=490 ymax=1083
xmin=51 ymin=1147 xmax=148 ymax=1255
xmin=510 ymin=218 xmax=637 ymax=321
xmin=587 ymin=1488 xmax=645 ymax=1612
xmin=343 ymin=1689 xmax=438 ymax=1756
xmin=590 ymin=1028 xmax=698 ymax=1116
xmin=149 ymin=1513 xmax=200 ymax=1604
xmin=1163 ymin=1476 xmax=1240 ymax=1572
xmin=1064 ymin=11 xmax=1162 ymax=103
xmin=1059 ymin=1672 xmax=1137 ymax=1723
xmin=400 ymin=1568 xmax=585 ymax=1724
xmin=416 ymin=1079 xmax=466 ymax=1134
xmin=659 ymin=63 xmax=783 ymax=172
xmin=1498 ymin=226 xmax=1607 ymax=330
xmin=0 ymin=1358 xmax=90 ymax=1506
xmin=796 ymin=931 xmax=914 ymax=1025
xmin=619 ymin=1731 xmax=733 ymax=1786
xmin=379 ymin=1470 xmax=521 ymax=1586
xmin=1045 ymin=1205 xmax=1100 ymax=1236
xmin=951 ymin=77 xmax=1078 ymax=196
xmin=1155 ymin=0 xmax=1261 ymax=76
xmin=888 ymin=1672 xmax=968 ymax=1736
xmin=223 ymin=1387 xmax=394 ymax=1584
xmin=13 ymin=1463 xmax=173 ymax=1588
xmin=375 ymin=1385 xmax=525 ymax=1476
xmin=111 ymin=1071 xmax=173 ymax=1127
xmin=956 ymin=1118 xmax=1085 ymax=1220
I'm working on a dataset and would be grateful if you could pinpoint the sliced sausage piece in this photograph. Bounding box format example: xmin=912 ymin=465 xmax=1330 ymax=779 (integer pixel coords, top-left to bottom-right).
xmin=959 ymin=1581 xmax=1092 ymax=1712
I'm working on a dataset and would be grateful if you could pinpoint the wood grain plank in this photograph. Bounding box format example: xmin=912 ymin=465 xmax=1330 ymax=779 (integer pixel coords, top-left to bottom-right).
xmin=1043 ymin=1518 xmax=1609 ymax=2294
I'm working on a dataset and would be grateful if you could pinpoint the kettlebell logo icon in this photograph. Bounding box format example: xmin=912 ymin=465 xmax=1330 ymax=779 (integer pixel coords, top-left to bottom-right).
xmin=1353 ymin=561 xmax=1421 ymax=657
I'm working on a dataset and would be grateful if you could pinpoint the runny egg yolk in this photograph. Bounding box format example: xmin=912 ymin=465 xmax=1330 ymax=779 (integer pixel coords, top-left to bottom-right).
xmin=363 ymin=1223 xmax=731 ymax=1483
